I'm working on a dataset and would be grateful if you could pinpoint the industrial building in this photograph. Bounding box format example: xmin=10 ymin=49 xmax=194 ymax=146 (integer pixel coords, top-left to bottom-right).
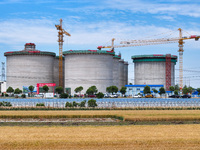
xmin=132 ymin=54 xmax=177 ymax=91
xmin=4 ymin=43 xmax=57 ymax=92
xmin=63 ymin=50 xmax=128 ymax=95
xmin=4 ymin=44 xmax=128 ymax=94
xmin=125 ymin=84 xmax=164 ymax=97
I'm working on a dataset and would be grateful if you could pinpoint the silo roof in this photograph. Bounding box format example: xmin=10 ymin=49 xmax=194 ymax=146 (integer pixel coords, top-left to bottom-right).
xmin=113 ymin=55 xmax=121 ymax=59
xmin=63 ymin=50 xmax=115 ymax=55
xmin=132 ymin=54 xmax=177 ymax=63
xmin=4 ymin=50 xmax=56 ymax=57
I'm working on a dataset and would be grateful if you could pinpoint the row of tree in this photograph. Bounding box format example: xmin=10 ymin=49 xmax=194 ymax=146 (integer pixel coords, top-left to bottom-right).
xmin=143 ymin=86 xmax=166 ymax=96
xmin=6 ymin=85 xmax=50 ymax=97
xmin=143 ymin=85 xmax=200 ymax=96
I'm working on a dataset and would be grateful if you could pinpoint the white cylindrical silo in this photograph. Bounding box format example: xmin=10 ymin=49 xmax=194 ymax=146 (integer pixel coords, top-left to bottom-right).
xmin=124 ymin=61 xmax=128 ymax=86
xmin=119 ymin=59 xmax=125 ymax=89
xmin=132 ymin=54 xmax=177 ymax=89
xmin=113 ymin=55 xmax=121 ymax=89
xmin=63 ymin=50 xmax=115 ymax=94
xmin=4 ymin=43 xmax=56 ymax=91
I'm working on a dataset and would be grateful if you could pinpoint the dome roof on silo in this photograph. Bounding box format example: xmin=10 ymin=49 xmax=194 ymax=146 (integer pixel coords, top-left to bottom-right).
xmin=63 ymin=50 xmax=115 ymax=56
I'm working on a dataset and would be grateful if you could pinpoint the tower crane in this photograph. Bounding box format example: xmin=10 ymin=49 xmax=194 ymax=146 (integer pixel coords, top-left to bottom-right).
xmin=97 ymin=28 xmax=200 ymax=90
xmin=55 ymin=19 xmax=71 ymax=88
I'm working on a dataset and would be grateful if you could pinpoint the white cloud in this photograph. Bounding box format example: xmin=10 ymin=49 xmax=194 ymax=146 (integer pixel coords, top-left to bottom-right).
xmin=105 ymin=0 xmax=200 ymax=17
xmin=0 ymin=18 xmax=199 ymax=50
xmin=155 ymin=15 xmax=175 ymax=21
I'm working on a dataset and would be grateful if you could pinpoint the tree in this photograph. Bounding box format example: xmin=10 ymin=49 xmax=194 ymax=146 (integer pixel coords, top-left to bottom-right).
xmin=72 ymin=101 xmax=78 ymax=107
xmin=90 ymin=86 xmax=98 ymax=94
xmin=86 ymin=88 xmax=93 ymax=95
xmin=174 ymin=90 xmax=179 ymax=95
xmin=106 ymin=86 xmax=118 ymax=94
xmin=159 ymin=87 xmax=165 ymax=97
xmin=42 ymin=85 xmax=49 ymax=93
xmin=29 ymin=85 xmax=34 ymax=97
xmin=120 ymin=87 xmax=127 ymax=95
xmin=60 ymin=93 xmax=68 ymax=98
xmin=175 ymin=84 xmax=180 ymax=91
xmin=169 ymin=86 xmax=175 ymax=93
xmin=197 ymin=88 xmax=200 ymax=95
xmin=80 ymin=100 xmax=86 ymax=107
xmin=14 ymin=88 xmax=22 ymax=94
xmin=182 ymin=85 xmax=189 ymax=94
xmin=6 ymin=86 xmax=14 ymax=95
xmin=74 ymin=86 xmax=83 ymax=95
xmin=86 ymin=86 xmax=98 ymax=95
xmin=152 ymin=88 xmax=158 ymax=94
xmin=55 ymin=86 xmax=64 ymax=94
xmin=88 ymin=99 xmax=97 ymax=107
xmin=188 ymin=86 xmax=193 ymax=94
xmin=42 ymin=85 xmax=49 ymax=98
xmin=96 ymin=92 xmax=104 ymax=98
xmin=143 ymin=86 xmax=151 ymax=95
xmin=65 ymin=102 xmax=73 ymax=107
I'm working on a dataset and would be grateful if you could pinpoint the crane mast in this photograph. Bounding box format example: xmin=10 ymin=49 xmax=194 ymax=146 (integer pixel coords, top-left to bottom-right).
xmin=55 ymin=19 xmax=71 ymax=88
xmin=178 ymin=28 xmax=184 ymax=90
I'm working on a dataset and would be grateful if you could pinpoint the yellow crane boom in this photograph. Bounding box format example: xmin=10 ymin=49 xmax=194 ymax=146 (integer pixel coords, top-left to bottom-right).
xmin=97 ymin=28 xmax=200 ymax=90
xmin=55 ymin=19 xmax=71 ymax=88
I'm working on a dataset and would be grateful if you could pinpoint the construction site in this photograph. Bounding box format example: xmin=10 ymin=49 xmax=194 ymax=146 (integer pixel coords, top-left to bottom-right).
xmin=2 ymin=19 xmax=200 ymax=96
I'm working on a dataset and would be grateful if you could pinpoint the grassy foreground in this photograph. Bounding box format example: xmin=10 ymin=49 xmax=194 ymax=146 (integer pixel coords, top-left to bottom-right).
xmin=1 ymin=125 xmax=200 ymax=150
xmin=1 ymin=110 xmax=200 ymax=121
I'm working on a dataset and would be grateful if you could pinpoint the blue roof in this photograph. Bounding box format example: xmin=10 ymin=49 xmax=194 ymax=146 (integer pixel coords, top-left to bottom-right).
xmin=125 ymin=85 xmax=164 ymax=87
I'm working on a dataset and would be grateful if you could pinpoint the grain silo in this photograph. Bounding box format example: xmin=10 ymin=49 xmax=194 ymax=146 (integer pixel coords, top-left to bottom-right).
xmin=132 ymin=54 xmax=177 ymax=90
xmin=124 ymin=61 xmax=128 ymax=86
xmin=63 ymin=50 xmax=115 ymax=94
xmin=119 ymin=59 xmax=125 ymax=89
xmin=4 ymin=43 xmax=56 ymax=91
xmin=113 ymin=54 xmax=121 ymax=89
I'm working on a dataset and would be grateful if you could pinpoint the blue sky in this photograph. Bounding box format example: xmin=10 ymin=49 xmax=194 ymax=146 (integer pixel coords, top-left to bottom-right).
xmin=0 ymin=0 xmax=200 ymax=88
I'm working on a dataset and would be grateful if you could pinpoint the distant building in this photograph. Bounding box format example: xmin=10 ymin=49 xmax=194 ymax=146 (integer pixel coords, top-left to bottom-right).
xmin=125 ymin=84 xmax=164 ymax=97
xmin=0 ymin=81 xmax=6 ymax=93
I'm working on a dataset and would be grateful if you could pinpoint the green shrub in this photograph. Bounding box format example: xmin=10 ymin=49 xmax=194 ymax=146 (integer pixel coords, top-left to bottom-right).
xmin=5 ymin=94 xmax=9 ymax=97
xmin=80 ymin=100 xmax=86 ymax=107
xmin=88 ymin=99 xmax=97 ymax=107
xmin=0 ymin=101 xmax=12 ymax=107
xmin=60 ymin=93 xmax=69 ymax=98
xmin=65 ymin=102 xmax=73 ymax=107
xmin=1 ymin=93 xmax=4 ymax=97
xmin=21 ymin=94 xmax=26 ymax=98
xmin=73 ymin=101 xmax=78 ymax=107
xmin=36 ymin=103 xmax=45 ymax=107
xmin=96 ymin=92 xmax=104 ymax=98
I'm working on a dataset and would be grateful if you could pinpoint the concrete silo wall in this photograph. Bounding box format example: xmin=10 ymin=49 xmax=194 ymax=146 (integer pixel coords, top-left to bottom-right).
xmin=6 ymin=54 xmax=54 ymax=90
xmin=64 ymin=52 xmax=114 ymax=94
xmin=119 ymin=59 xmax=124 ymax=89
xmin=124 ymin=62 xmax=128 ymax=86
xmin=113 ymin=57 xmax=120 ymax=89
xmin=134 ymin=61 xmax=166 ymax=85
xmin=132 ymin=54 xmax=177 ymax=89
